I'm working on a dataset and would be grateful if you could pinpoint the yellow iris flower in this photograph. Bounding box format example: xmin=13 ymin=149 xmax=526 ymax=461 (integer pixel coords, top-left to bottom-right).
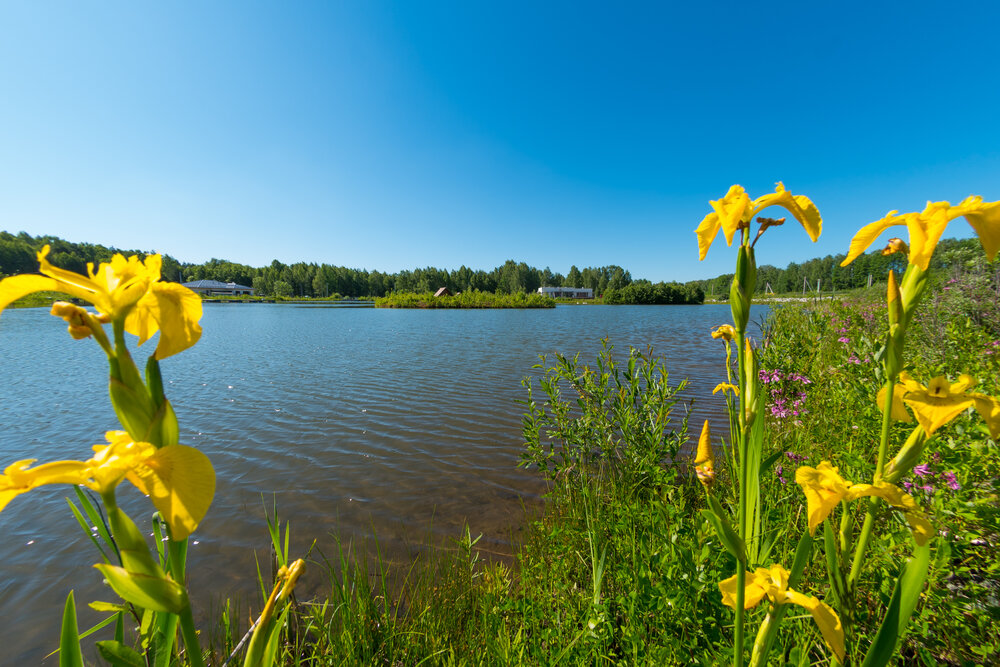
xmin=878 ymin=372 xmax=1000 ymax=438
xmin=0 ymin=431 xmax=214 ymax=540
xmin=696 ymin=183 xmax=823 ymax=260
xmin=712 ymin=382 xmax=739 ymax=396
xmin=719 ymin=563 xmax=844 ymax=660
xmin=0 ymin=245 xmax=202 ymax=359
xmin=694 ymin=420 xmax=714 ymax=487
xmin=795 ymin=462 xmax=933 ymax=545
xmin=840 ymin=196 xmax=1000 ymax=271
xmin=710 ymin=324 xmax=737 ymax=342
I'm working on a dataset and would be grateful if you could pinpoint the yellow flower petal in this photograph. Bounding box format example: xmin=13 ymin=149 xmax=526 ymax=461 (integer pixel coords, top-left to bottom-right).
xmin=784 ymin=590 xmax=845 ymax=660
xmin=847 ymin=481 xmax=934 ymax=546
xmin=711 ymin=184 xmax=751 ymax=246
xmin=960 ymin=197 xmax=1000 ymax=262
xmin=0 ymin=459 xmax=93 ymax=512
xmin=712 ymin=383 xmax=739 ymax=396
xmin=877 ymin=385 xmax=912 ymax=422
xmin=902 ymin=375 xmax=976 ymax=436
xmin=127 ymin=282 xmax=204 ymax=360
xmin=749 ymin=182 xmax=822 ymax=242
xmin=0 ymin=274 xmax=63 ymax=311
xmin=840 ymin=210 xmax=914 ymax=267
xmin=795 ymin=462 xmax=850 ymax=534
xmin=695 ymin=211 xmax=722 ymax=262
xmin=718 ymin=572 xmax=768 ymax=609
xmin=971 ymin=395 xmax=1000 ymax=439
xmin=0 ymin=432 xmax=214 ymax=541
xmin=695 ymin=185 xmax=751 ymax=261
xmin=128 ymin=445 xmax=215 ymax=540
xmin=842 ymin=197 xmax=1000 ymax=270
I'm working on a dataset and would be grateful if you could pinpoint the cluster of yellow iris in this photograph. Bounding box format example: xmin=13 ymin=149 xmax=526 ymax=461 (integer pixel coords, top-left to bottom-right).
xmin=0 ymin=246 xmax=304 ymax=666
xmin=0 ymin=246 xmax=212 ymax=535
xmin=0 ymin=246 xmax=211 ymax=532
xmin=695 ymin=184 xmax=1000 ymax=665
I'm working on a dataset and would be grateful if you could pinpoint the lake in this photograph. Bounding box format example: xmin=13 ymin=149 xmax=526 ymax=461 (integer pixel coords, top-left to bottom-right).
xmin=0 ymin=302 xmax=767 ymax=662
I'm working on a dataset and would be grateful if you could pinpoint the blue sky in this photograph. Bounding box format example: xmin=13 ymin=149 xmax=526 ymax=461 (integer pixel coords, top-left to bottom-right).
xmin=1 ymin=1 xmax=998 ymax=282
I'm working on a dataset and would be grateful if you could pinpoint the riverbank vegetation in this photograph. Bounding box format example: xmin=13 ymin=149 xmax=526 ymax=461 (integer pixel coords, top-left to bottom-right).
xmin=375 ymin=290 xmax=555 ymax=308
xmin=208 ymin=260 xmax=998 ymax=665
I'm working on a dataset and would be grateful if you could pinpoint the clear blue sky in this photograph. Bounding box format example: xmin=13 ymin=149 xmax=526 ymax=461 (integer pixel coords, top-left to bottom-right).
xmin=1 ymin=1 xmax=998 ymax=282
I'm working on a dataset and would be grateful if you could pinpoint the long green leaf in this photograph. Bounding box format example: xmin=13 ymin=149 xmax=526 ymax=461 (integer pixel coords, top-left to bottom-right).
xmin=78 ymin=611 xmax=120 ymax=641
xmin=94 ymin=564 xmax=188 ymax=614
xmin=702 ymin=495 xmax=746 ymax=564
xmin=861 ymin=543 xmax=931 ymax=667
xmin=823 ymin=520 xmax=842 ymax=608
xmin=97 ymin=641 xmax=145 ymax=667
xmin=59 ymin=591 xmax=84 ymax=667
xmin=744 ymin=387 xmax=766 ymax=565
xmin=66 ymin=496 xmax=112 ymax=563
xmin=73 ymin=486 xmax=117 ymax=559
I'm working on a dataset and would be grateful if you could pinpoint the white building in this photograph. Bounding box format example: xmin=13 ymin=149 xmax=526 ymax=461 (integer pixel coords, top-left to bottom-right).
xmin=182 ymin=279 xmax=255 ymax=296
xmin=537 ymin=286 xmax=594 ymax=299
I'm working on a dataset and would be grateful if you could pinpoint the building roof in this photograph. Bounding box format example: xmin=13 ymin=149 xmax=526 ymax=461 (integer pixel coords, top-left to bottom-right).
xmin=183 ymin=279 xmax=254 ymax=290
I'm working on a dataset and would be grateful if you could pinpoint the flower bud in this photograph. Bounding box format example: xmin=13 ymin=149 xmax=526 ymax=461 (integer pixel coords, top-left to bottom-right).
xmin=50 ymin=301 xmax=93 ymax=340
xmin=884 ymin=428 xmax=928 ymax=484
xmin=886 ymin=270 xmax=902 ymax=329
xmin=730 ymin=246 xmax=757 ymax=333
xmin=899 ymin=263 xmax=928 ymax=324
xmin=695 ymin=420 xmax=715 ymax=489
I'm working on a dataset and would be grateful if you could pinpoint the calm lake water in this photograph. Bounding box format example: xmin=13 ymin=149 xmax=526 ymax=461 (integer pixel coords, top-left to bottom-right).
xmin=0 ymin=302 xmax=767 ymax=662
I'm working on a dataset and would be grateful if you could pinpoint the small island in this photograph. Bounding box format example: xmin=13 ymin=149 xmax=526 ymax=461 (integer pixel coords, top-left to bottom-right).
xmin=375 ymin=289 xmax=556 ymax=308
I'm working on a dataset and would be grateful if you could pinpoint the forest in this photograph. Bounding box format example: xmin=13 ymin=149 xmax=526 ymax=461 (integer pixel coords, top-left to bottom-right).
xmin=0 ymin=230 xmax=986 ymax=299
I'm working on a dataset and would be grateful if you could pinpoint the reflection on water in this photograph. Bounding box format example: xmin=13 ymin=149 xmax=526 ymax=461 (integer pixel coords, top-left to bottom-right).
xmin=0 ymin=302 xmax=766 ymax=662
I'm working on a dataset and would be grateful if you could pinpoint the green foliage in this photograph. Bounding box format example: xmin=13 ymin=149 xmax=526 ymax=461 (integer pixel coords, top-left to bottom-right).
xmin=602 ymin=279 xmax=704 ymax=304
xmin=374 ymin=289 xmax=555 ymax=309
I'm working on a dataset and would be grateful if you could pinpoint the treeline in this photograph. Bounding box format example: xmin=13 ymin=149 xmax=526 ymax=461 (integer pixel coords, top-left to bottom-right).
xmin=3 ymin=230 xmax=987 ymax=301
xmin=694 ymin=237 xmax=991 ymax=297
xmin=0 ymin=231 xmax=674 ymax=298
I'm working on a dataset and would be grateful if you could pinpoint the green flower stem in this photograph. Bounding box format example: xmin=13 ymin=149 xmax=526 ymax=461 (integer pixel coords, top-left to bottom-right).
xmin=849 ymin=380 xmax=895 ymax=586
xmin=734 ymin=328 xmax=748 ymax=667
xmin=178 ymin=604 xmax=206 ymax=667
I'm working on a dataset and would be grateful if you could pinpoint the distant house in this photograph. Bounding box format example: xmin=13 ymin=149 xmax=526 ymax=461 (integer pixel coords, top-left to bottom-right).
xmin=182 ymin=279 xmax=255 ymax=296
xmin=538 ymin=286 xmax=594 ymax=299
xmin=434 ymin=287 xmax=452 ymax=297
